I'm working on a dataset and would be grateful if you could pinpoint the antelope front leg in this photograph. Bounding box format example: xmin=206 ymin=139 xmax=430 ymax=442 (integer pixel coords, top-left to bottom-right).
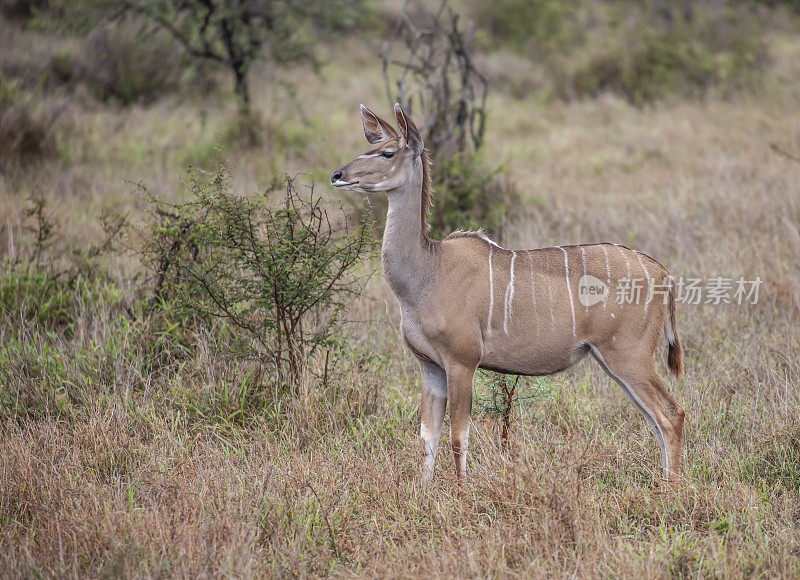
xmin=446 ymin=363 xmax=476 ymax=482
xmin=418 ymin=359 xmax=447 ymax=483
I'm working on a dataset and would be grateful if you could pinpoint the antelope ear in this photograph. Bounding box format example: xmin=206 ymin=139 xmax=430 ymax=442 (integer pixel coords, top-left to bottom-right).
xmin=394 ymin=103 xmax=423 ymax=157
xmin=360 ymin=105 xmax=398 ymax=144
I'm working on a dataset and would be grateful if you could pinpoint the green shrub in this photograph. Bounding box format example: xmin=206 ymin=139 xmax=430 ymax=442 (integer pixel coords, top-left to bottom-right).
xmin=565 ymin=14 xmax=766 ymax=104
xmin=0 ymin=80 xmax=57 ymax=171
xmin=41 ymin=0 xmax=370 ymax=112
xmin=0 ymin=0 xmax=46 ymax=20
xmin=0 ymin=197 xmax=123 ymax=335
xmin=473 ymin=0 xmax=573 ymax=53
xmin=47 ymin=23 xmax=186 ymax=106
xmin=476 ymin=0 xmax=769 ymax=104
xmin=139 ymin=167 xmax=375 ymax=386
xmin=474 ymin=371 xmax=557 ymax=448
xmin=431 ymin=152 xmax=521 ymax=241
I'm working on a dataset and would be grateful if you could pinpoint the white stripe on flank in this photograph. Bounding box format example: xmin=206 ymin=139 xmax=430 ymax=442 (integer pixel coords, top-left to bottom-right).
xmin=635 ymin=252 xmax=652 ymax=313
xmin=487 ymin=247 xmax=494 ymax=335
xmin=580 ymin=246 xmax=588 ymax=314
xmin=545 ymin=253 xmax=555 ymax=327
xmin=589 ymin=344 xmax=669 ymax=478
xmin=480 ymin=234 xmax=502 ymax=248
xmin=559 ymin=246 xmax=577 ymax=337
xmin=504 ymin=251 xmax=517 ymax=334
xmin=614 ymin=244 xmax=631 ymax=279
xmin=601 ymin=245 xmax=611 ymax=311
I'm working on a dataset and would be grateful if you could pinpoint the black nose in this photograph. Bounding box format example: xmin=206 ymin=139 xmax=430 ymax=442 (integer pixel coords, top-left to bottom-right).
xmin=331 ymin=170 xmax=342 ymax=184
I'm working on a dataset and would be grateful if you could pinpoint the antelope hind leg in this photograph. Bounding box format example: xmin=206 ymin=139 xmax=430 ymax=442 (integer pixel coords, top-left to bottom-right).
xmin=590 ymin=345 xmax=685 ymax=481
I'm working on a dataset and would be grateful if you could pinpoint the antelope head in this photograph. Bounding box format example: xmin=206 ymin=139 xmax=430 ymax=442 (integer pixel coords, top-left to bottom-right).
xmin=331 ymin=104 xmax=423 ymax=193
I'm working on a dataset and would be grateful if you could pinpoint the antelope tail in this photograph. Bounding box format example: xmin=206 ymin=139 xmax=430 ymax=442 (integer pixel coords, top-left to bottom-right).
xmin=664 ymin=280 xmax=683 ymax=378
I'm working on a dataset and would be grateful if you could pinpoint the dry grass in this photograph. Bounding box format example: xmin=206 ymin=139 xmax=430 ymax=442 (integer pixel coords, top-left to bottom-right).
xmin=1 ymin=6 xmax=800 ymax=578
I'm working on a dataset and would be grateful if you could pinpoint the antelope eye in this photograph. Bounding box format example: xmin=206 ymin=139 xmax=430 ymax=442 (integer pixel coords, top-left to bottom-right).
xmin=382 ymin=150 xmax=395 ymax=159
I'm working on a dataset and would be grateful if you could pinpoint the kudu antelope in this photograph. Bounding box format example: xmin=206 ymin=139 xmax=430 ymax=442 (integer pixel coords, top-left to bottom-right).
xmin=332 ymin=104 xmax=685 ymax=483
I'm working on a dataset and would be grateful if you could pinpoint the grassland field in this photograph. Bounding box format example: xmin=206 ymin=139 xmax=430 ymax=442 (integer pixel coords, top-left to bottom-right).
xmin=1 ymin=2 xmax=800 ymax=577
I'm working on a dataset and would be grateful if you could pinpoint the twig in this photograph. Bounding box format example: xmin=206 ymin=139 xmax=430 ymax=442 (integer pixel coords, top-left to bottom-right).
xmin=770 ymin=143 xmax=800 ymax=164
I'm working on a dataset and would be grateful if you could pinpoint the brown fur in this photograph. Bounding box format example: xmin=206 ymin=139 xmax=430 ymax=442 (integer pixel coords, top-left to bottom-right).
xmin=333 ymin=105 xmax=686 ymax=483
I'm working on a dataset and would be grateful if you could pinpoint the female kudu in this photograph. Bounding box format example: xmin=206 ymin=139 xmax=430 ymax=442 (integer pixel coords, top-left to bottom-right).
xmin=332 ymin=104 xmax=685 ymax=483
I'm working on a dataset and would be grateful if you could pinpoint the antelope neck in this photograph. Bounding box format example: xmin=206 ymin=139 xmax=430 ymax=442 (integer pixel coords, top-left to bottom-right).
xmin=381 ymin=156 xmax=436 ymax=304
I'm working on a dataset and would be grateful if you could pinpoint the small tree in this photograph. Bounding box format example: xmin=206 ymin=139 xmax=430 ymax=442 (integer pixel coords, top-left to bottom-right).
xmin=46 ymin=0 xmax=364 ymax=113
xmin=484 ymin=373 xmax=521 ymax=450
xmin=141 ymin=168 xmax=375 ymax=386
xmin=120 ymin=0 xmax=311 ymax=112
xmin=475 ymin=371 xmax=557 ymax=450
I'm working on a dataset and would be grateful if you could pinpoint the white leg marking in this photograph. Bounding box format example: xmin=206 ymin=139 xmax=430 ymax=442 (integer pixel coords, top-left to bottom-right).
xmin=601 ymin=245 xmax=611 ymax=311
xmin=504 ymin=250 xmax=517 ymax=334
xmin=419 ymin=361 xmax=447 ymax=482
xmin=420 ymin=422 xmax=438 ymax=478
xmin=559 ymin=246 xmax=577 ymax=337
xmin=590 ymin=345 xmax=668 ymax=478
xmin=635 ymin=252 xmax=652 ymax=313
xmin=487 ymin=246 xmax=494 ymax=335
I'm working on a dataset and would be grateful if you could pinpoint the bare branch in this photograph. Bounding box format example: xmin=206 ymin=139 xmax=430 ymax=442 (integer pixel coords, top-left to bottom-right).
xmin=381 ymin=0 xmax=488 ymax=160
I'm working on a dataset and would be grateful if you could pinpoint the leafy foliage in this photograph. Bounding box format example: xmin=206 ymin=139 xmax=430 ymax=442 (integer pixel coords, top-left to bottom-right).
xmin=475 ymin=371 xmax=556 ymax=448
xmin=430 ymin=152 xmax=519 ymax=239
xmin=43 ymin=0 xmax=368 ymax=111
xmin=0 ymin=80 xmax=57 ymax=171
xmin=47 ymin=23 xmax=187 ymax=106
xmin=473 ymin=0 xmax=570 ymax=53
xmin=479 ymin=0 xmax=770 ymax=105
xmin=563 ymin=7 xmax=766 ymax=105
xmin=140 ymin=168 xmax=375 ymax=385
xmin=0 ymin=197 xmax=124 ymax=335
xmin=0 ymin=0 xmax=47 ymax=19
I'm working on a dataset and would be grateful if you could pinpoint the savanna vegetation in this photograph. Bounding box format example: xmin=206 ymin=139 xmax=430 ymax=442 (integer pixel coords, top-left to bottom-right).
xmin=1 ymin=0 xmax=800 ymax=576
